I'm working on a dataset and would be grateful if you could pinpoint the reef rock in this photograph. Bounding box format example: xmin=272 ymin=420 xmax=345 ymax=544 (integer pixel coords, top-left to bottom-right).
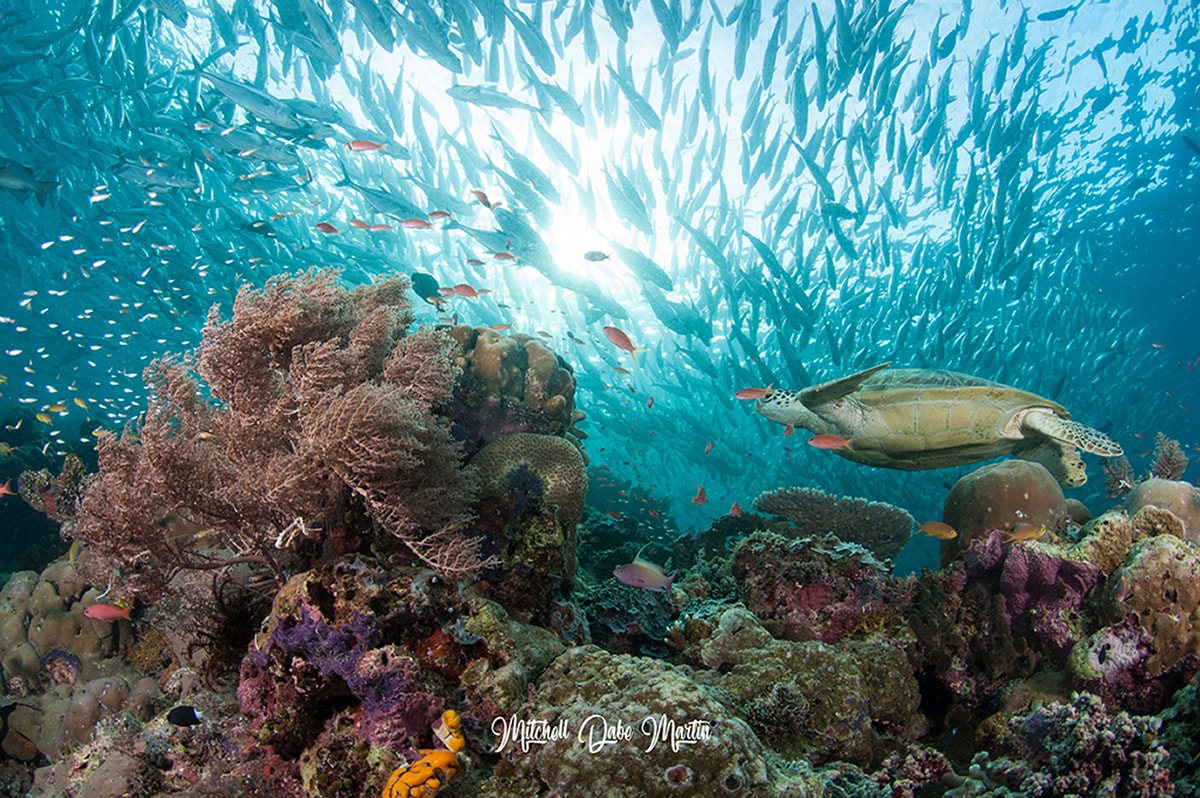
xmin=941 ymin=460 xmax=1068 ymax=566
xmin=511 ymin=645 xmax=775 ymax=796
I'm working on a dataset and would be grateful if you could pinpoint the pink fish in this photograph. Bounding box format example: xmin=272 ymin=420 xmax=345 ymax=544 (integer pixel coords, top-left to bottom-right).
xmin=83 ymin=602 xmax=132 ymax=622
xmin=734 ymin=385 xmax=773 ymax=400
xmin=808 ymin=433 xmax=853 ymax=450
xmin=614 ymin=548 xmax=675 ymax=592
xmin=603 ymin=326 xmax=647 ymax=362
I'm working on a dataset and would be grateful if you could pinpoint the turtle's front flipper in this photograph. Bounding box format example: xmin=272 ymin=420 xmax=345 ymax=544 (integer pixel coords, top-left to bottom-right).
xmin=1015 ymin=439 xmax=1088 ymax=487
xmin=799 ymin=362 xmax=891 ymax=407
xmin=1024 ymin=411 xmax=1123 ymax=457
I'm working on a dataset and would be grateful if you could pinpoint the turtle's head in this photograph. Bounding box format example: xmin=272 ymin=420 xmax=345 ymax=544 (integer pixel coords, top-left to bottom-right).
xmin=755 ymin=390 xmax=827 ymax=433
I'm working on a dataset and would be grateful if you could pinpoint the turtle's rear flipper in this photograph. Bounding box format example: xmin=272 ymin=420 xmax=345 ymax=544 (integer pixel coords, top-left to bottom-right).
xmin=800 ymin=362 xmax=891 ymax=407
xmin=1026 ymin=412 xmax=1123 ymax=457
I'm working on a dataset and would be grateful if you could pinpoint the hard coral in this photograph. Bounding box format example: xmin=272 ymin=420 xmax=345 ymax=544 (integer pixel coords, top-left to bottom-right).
xmin=1123 ymin=478 xmax=1200 ymax=544
xmin=940 ymin=460 xmax=1067 ymax=566
xmin=977 ymin=692 xmax=1174 ymax=797
xmin=446 ymin=325 xmax=585 ymax=457
xmin=751 ymin=487 xmax=913 ymax=561
xmin=695 ymin=607 xmax=923 ymax=768
xmin=471 ymin=433 xmax=587 ymax=616
xmin=513 ymin=645 xmax=773 ymax=796
xmin=1072 ymin=534 xmax=1200 ymax=713
xmin=730 ymin=531 xmax=895 ymax=644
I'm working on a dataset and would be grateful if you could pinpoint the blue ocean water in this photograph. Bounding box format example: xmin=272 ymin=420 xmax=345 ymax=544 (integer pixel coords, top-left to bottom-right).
xmin=0 ymin=0 xmax=1196 ymax=580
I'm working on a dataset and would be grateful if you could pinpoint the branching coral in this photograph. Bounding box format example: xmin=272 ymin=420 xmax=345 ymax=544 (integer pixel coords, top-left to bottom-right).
xmin=72 ymin=270 xmax=486 ymax=604
xmin=751 ymin=487 xmax=913 ymax=560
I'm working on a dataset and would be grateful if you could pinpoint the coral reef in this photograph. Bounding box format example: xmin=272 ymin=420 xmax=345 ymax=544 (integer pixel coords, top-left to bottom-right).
xmin=580 ymin=579 xmax=675 ymax=655
xmin=940 ymin=460 xmax=1067 ymax=566
xmin=445 ymin=325 xmax=585 ymax=457
xmin=730 ymin=530 xmax=898 ymax=644
xmin=1122 ymin=478 xmax=1200 ymax=544
xmin=0 ymin=561 xmax=161 ymax=764
xmin=1160 ymin=681 xmax=1200 ymax=796
xmin=751 ymin=487 xmax=913 ymax=560
xmin=962 ymin=692 xmax=1174 ymax=796
xmin=692 ymin=606 xmax=924 ymax=768
xmin=506 ymin=645 xmax=777 ymax=796
xmin=1071 ymin=534 xmax=1200 ymax=713
xmin=471 ymin=433 xmax=587 ymax=617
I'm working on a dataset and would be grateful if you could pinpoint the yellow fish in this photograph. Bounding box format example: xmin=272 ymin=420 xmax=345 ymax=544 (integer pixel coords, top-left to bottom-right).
xmin=36 ymin=412 xmax=52 ymax=424
xmin=73 ymin=397 xmax=88 ymax=409
xmin=46 ymin=403 xmax=68 ymax=413
xmin=1004 ymin=524 xmax=1046 ymax=544
xmin=917 ymin=521 xmax=958 ymax=540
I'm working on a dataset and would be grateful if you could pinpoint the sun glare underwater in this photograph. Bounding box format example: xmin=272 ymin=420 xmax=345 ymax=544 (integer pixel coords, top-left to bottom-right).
xmin=1 ymin=0 xmax=1200 ymax=794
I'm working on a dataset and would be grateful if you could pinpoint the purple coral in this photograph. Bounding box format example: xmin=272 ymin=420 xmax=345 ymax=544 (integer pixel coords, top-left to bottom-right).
xmin=241 ymin=603 xmax=440 ymax=756
xmin=967 ymin=531 xmax=1102 ymax=658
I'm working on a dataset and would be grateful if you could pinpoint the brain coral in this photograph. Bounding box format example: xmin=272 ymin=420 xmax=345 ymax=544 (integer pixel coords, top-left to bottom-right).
xmin=940 ymin=460 xmax=1067 ymax=566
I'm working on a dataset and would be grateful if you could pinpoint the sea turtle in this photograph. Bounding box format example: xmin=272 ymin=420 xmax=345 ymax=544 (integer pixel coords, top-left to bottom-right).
xmin=755 ymin=362 xmax=1123 ymax=487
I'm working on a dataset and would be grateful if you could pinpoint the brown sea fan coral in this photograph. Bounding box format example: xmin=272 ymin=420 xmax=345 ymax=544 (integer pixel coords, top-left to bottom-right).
xmin=1150 ymin=433 xmax=1188 ymax=481
xmin=751 ymin=486 xmax=913 ymax=560
xmin=72 ymin=270 xmax=487 ymax=603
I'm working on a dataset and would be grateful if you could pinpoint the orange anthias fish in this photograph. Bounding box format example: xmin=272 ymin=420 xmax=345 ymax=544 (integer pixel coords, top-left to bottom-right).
xmin=808 ymin=433 xmax=853 ymax=450
xmin=346 ymin=139 xmax=385 ymax=151
xmin=314 ymin=222 xmax=339 ymax=234
xmin=692 ymin=485 xmax=707 ymax=505
xmin=613 ymin=546 xmax=675 ymax=592
xmin=603 ymin=326 xmax=647 ymax=362
xmin=704 ymin=441 xmax=714 ymax=456
xmin=427 ymin=210 xmax=452 ymax=221
xmin=83 ymin=602 xmax=132 ymax=622
xmin=401 ymin=217 xmax=432 ymax=229
xmin=646 ymin=396 xmax=654 ymax=409
xmin=349 ymin=219 xmax=372 ymax=229
xmin=729 ymin=502 xmax=742 ymax=517
xmin=734 ymin=385 xmax=773 ymax=400
xmin=0 ymin=479 xmax=16 ymax=497
xmin=452 ymin=283 xmax=488 ymax=298
xmin=917 ymin=521 xmax=957 ymax=540
xmin=1005 ymin=523 xmax=1046 ymax=544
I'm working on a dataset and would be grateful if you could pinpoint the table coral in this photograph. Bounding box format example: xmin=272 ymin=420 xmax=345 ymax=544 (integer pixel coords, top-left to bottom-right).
xmin=751 ymin=487 xmax=913 ymax=561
